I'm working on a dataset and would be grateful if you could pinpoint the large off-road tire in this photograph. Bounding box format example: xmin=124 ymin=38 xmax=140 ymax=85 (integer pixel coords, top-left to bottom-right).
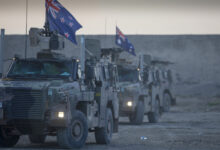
xmin=0 ymin=126 xmax=20 ymax=147
xmin=95 ymin=108 xmax=113 ymax=144
xmin=129 ymin=100 xmax=145 ymax=125
xmin=57 ymin=111 xmax=88 ymax=149
xmin=163 ymin=93 xmax=171 ymax=112
xmin=148 ymin=99 xmax=160 ymax=123
xmin=29 ymin=135 xmax=46 ymax=144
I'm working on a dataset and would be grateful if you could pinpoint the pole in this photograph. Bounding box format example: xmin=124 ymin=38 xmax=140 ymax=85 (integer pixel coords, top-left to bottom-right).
xmin=0 ymin=29 xmax=5 ymax=78
xmin=80 ymin=36 xmax=85 ymax=81
xmin=24 ymin=0 xmax=28 ymax=59
xmin=44 ymin=1 xmax=51 ymax=37
xmin=105 ymin=17 xmax=107 ymax=37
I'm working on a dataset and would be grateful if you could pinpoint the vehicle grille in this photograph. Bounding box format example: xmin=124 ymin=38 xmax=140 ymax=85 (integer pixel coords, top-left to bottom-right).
xmin=5 ymin=88 xmax=45 ymax=120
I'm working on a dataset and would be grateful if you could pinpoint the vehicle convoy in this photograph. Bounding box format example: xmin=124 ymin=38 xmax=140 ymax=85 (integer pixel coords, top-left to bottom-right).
xmin=0 ymin=27 xmax=119 ymax=148
xmin=112 ymin=51 xmax=162 ymax=125
xmin=151 ymin=59 xmax=176 ymax=112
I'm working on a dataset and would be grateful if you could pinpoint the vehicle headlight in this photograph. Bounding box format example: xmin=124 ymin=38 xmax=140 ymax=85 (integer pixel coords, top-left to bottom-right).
xmin=127 ymin=101 xmax=133 ymax=107
xmin=58 ymin=111 xmax=65 ymax=118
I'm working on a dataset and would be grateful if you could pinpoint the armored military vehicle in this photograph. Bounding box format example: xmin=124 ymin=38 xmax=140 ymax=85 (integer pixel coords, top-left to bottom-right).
xmin=112 ymin=52 xmax=161 ymax=125
xmin=0 ymin=27 xmax=119 ymax=148
xmin=151 ymin=59 xmax=176 ymax=112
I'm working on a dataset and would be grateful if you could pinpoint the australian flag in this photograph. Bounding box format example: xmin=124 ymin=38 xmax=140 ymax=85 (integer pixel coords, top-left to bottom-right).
xmin=45 ymin=0 xmax=82 ymax=44
xmin=116 ymin=26 xmax=136 ymax=56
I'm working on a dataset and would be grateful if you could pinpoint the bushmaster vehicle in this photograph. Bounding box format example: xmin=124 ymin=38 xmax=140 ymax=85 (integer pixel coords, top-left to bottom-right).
xmin=118 ymin=54 xmax=162 ymax=124
xmin=103 ymin=49 xmax=161 ymax=125
xmin=0 ymin=27 xmax=119 ymax=148
xmin=151 ymin=59 xmax=176 ymax=112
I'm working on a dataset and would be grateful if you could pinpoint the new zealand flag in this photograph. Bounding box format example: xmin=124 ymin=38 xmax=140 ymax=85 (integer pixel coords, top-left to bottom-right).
xmin=45 ymin=0 xmax=82 ymax=44
xmin=115 ymin=26 xmax=136 ymax=56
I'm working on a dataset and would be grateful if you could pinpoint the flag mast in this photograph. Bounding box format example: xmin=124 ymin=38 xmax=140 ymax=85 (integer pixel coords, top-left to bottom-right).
xmin=44 ymin=1 xmax=51 ymax=37
xmin=24 ymin=0 xmax=28 ymax=59
xmin=44 ymin=3 xmax=50 ymax=37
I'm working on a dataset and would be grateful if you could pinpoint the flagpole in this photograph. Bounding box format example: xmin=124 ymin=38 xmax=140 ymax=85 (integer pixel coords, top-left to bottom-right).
xmin=44 ymin=1 xmax=50 ymax=37
xmin=24 ymin=0 xmax=28 ymax=59
xmin=105 ymin=17 xmax=107 ymax=37
xmin=115 ymin=20 xmax=118 ymax=48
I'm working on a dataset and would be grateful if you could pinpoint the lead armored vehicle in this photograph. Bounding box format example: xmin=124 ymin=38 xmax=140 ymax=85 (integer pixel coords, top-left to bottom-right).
xmin=0 ymin=28 xmax=119 ymax=148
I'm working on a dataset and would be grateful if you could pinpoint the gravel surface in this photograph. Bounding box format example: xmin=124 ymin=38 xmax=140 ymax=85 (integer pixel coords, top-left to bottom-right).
xmin=2 ymin=91 xmax=220 ymax=150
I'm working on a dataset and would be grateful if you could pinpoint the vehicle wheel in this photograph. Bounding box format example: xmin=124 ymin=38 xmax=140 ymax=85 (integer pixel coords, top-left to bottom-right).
xmin=163 ymin=93 xmax=171 ymax=112
xmin=0 ymin=126 xmax=20 ymax=147
xmin=148 ymin=99 xmax=160 ymax=123
xmin=29 ymin=135 xmax=46 ymax=144
xmin=57 ymin=111 xmax=88 ymax=149
xmin=95 ymin=108 xmax=113 ymax=144
xmin=129 ymin=101 xmax=145 ymax=125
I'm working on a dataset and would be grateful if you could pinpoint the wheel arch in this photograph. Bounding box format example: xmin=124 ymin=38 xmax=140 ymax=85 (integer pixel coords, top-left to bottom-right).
xmin=75 ymin=101 xmax=87 ymax=116
xmin=163 ymin=89 xmax=172 ymax=99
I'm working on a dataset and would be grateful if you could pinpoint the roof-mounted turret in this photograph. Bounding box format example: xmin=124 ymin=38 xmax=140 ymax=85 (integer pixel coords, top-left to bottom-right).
xmin=36 ymin=50 xmax=66 ymax=59
xmin=101 ymin=48 xmax=123 ymax=63
xmin=29 ymin=28 xmax=65 ymax=51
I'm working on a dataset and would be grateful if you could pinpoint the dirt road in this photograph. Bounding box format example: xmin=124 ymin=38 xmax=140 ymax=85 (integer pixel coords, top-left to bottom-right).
xmin=3 ymin=96 xmax=220 ymax=150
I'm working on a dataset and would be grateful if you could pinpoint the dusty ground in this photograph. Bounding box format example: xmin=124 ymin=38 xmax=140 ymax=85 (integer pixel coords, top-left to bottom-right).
xmin=3 ymin=85 xmax=220 ymax=150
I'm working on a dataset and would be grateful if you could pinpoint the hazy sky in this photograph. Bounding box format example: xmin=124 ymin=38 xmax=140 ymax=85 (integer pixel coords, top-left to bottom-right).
xmin=0 ymin=0 xmax=220 ymax=35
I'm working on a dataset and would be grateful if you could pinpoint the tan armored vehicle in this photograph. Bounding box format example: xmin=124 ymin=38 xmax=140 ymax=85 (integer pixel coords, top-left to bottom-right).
xmin=0 ymin=28 xmax=119 ymax=148
xmin=115 ymin=53 xmax=161 ymax=124
xmin=151 ymin=59 xmax=176 ymax=112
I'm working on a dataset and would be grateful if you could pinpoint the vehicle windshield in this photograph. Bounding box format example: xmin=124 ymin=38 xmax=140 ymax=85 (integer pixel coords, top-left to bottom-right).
xmin=7 ymin=59 xmax=75 ymax=79
xmin=118 ymin=66 xmax=139 ymax=82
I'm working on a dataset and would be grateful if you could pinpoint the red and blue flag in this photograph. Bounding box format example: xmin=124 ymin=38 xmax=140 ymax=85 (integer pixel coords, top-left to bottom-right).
xmin=116 ymin=26 xmax=136 ymax=56
xmin=45 ymin=0 xmax=82 ymax=44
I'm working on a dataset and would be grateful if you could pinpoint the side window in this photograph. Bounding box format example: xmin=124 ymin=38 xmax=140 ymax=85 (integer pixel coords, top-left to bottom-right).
xmin=162 ymin=70 xmax=166 ymax=79
xmin=167 ymin=69 xmax=173 ymax=83
xmin=102 ymin=66 xmax=106 ymax=80
xmin=104 ymin=66 xmax=110 ymax=80
xmin=143 ymin=69 xmax=149 ymax=83
xmin=72 ymin=60 xmax=78 ymax=80
xmin=156 ymin=70 xmax=160 ymax=82
xmin=108 ymin=64 xmax=118 ymax=86
xmin=94 ymin=66 xmax=101 ymax=81
xmin=152 ymin=71 xmax=156 ymax=82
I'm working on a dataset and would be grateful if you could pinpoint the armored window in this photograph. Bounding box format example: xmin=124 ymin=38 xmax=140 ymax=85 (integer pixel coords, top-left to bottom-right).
xmin=94 ymin=66 xmax=101 ymax=81
xmin=102 ymin=66 xmax=106 ymax=80
xmin=104 ymin=66 xmax=110 ymax=80
xmin=7 ymin=59 xmax=75 ymax=79
xmin=118 ymin=66 xmax=138 ymax=82
xmin=167 ymin=69 xmax=173 ymax=83
xmin=155 ymin=70 xmax=160 ymax=82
